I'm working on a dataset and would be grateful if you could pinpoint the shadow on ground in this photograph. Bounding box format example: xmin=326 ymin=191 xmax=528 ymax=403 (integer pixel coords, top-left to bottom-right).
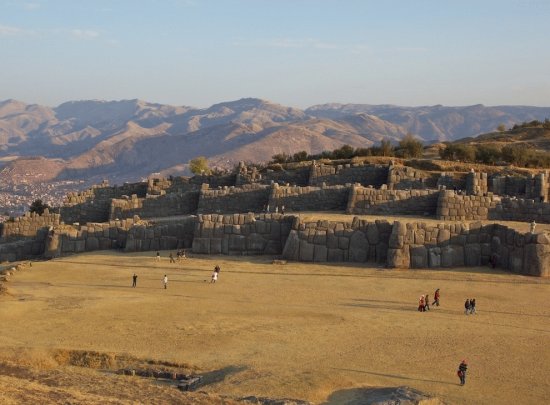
xmin=322 ymin=385 xmax=444 ymax=405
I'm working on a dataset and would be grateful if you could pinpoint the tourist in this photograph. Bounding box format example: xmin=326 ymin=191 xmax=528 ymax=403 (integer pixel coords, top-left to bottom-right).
xmin=464 ymin=298 xmax=471 ymax=315
xmin=470 ymin=298 xmax=476 ymax=314
xmin=432 ymin=288 xmax=440 ymax=306
xmin=211 ymin=270 xmax=218 ymax=283
xmin=281 ymin=205 xmax=285 ymax=215
xmin=530 ymin=220 xmax=536 ymax=234
xmin=132 ymin=273 xmax=138 ymax=288
xmin=457 ymin=360 xmax=468 ymax=386
xmin=169 ymin=253 xmax=175 ymax=263
xmin=489 ymin=254 xmax=497 ymax=269
xmin=214 ymin=264 xmax=220 ymax=274
xmin=418 ymin=295 xmax=425 ymax=312
xmin=182 ymin=249 xmax=187 ymax=259
xmin=156 ymin=251 xmax=161 ymax=261
xmin=163 ymin=275 xmax=168 ymax=289
xmin=266 ymin=204 xmax=270 ymax=213
xmin=424 ymin=294 xmax=430 ymax=311
xmin=275 ymin=206 xmax=279 ymax=214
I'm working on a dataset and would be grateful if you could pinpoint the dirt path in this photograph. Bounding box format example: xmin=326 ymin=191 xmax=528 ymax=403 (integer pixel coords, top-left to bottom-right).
xmin=1 ymin=252 xmax=549 ymax=404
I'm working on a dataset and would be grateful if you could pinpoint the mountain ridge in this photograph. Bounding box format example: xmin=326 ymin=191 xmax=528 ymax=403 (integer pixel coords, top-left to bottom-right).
xmin=1 ymin=97 xmax=550 ymax=184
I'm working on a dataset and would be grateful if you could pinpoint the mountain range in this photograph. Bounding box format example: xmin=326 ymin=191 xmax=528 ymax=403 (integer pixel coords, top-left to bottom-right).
xmin=1 ymin=97 xmax=550 ymax=185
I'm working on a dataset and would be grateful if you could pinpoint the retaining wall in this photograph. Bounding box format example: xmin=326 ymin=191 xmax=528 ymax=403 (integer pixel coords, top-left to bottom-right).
xmin=282 ymin=217 xmax=392 ymax=263
xmin=309 ymin=163 xmax=388 ymax=187
xmin=192 ymin=213 xmax=293 ymax=255
xmin=197 ymin=184 xmax=270 ymax=214
xmin=268 ymin=185 xmax=350 ymax=212
xmin=387 ymin=220 xmax=549 ymax=277
xmin=347 ymin=187 xmax=440 ymax=216
xmin=110 ymin=191 xmax=200 ymax=219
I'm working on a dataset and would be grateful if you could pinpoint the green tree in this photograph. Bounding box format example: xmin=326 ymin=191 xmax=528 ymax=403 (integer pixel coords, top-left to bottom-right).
xmin=292 ymin=150 xmax=308 ymax=162
xmin=29 ymin=199 xmax=49 ymax=215
xmin=380 ymin=140 xmax=394 ymax=157
xmin=475 ymin=145 xmax=501 ymax=164
xmin=189 ymin=156 xmax=211 ymax=175
xmin=439 ymin=144 xmax=476 ymax=162
xmin=398 ymin=133 xmax=423 ymax=158
xmin=497 ymin=124 xmax=506 ymax=132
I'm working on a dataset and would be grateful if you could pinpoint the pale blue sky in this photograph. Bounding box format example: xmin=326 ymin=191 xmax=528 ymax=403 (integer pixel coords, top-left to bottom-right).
xmin=1 ymin=0 xmax=549 ymax=108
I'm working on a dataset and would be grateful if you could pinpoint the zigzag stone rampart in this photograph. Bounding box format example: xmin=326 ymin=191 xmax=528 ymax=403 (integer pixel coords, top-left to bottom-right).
xmin=2 ymin=163 xmax=550 ymax=276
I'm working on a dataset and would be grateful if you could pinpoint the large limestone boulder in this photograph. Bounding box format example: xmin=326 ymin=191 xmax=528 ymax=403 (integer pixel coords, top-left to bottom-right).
xmin=349 ymin=231 xmax=368 ymax=262
xmin=282 ymin=230 xmax=300 ymax=260
xmin=409 ymin=245 xmax=427 ymax=268
xmin=387 ymin=248 xmax=410 ymax=268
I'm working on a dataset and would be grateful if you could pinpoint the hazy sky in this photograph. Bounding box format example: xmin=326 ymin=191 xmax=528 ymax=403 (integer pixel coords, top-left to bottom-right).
xmin=1 ymin=0 xmax=549 ymax=108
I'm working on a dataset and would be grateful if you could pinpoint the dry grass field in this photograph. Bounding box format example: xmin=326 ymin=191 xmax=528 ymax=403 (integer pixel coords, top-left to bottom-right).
xmin=1 ymin=251 xmax=549 ymax=404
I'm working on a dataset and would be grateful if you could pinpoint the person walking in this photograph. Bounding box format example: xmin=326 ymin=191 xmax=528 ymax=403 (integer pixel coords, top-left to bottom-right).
xmin=470 ymin=298 xmax=476 ymax=314
xmin=530 ymin=220 xmax=536 ymax=234
xmin=432 ymin=288 xmax=440 ymax=306
xmin=211 ymin=270 xmax=218 ymax=284
xmin=464 ymin=299 xmax=471 ymax=315
xmin=132 ymin=273 xmax=138 ymax=288
xmin=281 ymin=205 xmax=285 ymax=215
xmin=169 ymin=253 xmax=175 ymax=263
xmin=418 ymin=295 xmax=425 ymax=312
xmin=424 ymin=294 xmax=430 ymax=311
xmin=156 ymin=251 xmax=161 ymax=261
xmin=457 ymin=360 xmax=468 ymax=385
xmin=163 ymin=275 xmax=168 ymax=289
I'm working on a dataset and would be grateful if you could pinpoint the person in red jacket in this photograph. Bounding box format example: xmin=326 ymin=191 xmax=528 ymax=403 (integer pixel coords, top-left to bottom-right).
xmin=457 ymin=360 xmax=468 ymax=385
xmin=432 ymin=288 xmax=440 ymax=306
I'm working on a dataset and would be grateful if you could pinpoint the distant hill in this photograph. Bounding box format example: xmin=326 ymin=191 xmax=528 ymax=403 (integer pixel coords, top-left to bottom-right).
xmin=0 ymin=97 xmax=549 ymax=184
xmin=306 ymin=103 xmax=550 ymax=142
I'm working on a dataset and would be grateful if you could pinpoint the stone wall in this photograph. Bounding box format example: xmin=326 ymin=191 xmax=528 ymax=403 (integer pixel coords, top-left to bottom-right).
xmin=466 ymin=172 xmax=488 ymax=196
xmin=493 ymin=198 xmax=550 ymax=223
xmin=61 ymin=181 xmax=147 ymax=224
xmin=309 ymin=163 xmax=388 ymax=187
xmin=347 ymin=186 xmax=440 ymax=216
xmin=1 ymin=210 xmax=61 ymax=241
xmin=282 ymin=217 xmax=392 ymax=263
xmin=436 ymin=191 xmax=500 ymax=221
xmin=192 ymin=213 xmax=293 ymax=255
xmin=45 ymin=217 xmax=138 ymax=258
xmin=268 ymin=184 xmax=350 ymax=212
xmin=387 ymin=165 xmax=437 ymax=189
xmin=125 ymin=217 xmax=196 ymax=252
xmin=386 ymin=220 xmax=549 ymax=277
xmin=110 ymin=191 xmax=200 ymax=220
xmin=196 ymin=184 xmax=270 ymax=214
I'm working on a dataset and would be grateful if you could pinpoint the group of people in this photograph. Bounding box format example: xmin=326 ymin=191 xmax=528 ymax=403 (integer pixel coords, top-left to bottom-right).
xmin=156 ymin=250 xmax=188 ymax=263
xmin=464 ymin=298 xmax=476 ymax=315
xmin=262 ymin=204 xmax=285 ymax=214
xmin=131 ymin=262 xmax=221 ymax=289
xmin=417 ymin=288 xmax=440 ymax=312
xmin=415 ymin=288 xmax=474 ymax=385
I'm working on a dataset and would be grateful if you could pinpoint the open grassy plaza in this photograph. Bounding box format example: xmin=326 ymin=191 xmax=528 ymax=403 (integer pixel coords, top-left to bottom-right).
xmin=1 ymin=251 xmax=549 ymax=404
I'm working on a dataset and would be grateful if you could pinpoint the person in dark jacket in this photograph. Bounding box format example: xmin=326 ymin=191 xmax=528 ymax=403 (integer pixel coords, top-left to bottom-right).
xmin=470 ymin=298 xmax=476 ymax=314
xmin=464 ymin=299 xmax=471 ymax=315
xmin=458 ymin=360 xmax=468 ymax=385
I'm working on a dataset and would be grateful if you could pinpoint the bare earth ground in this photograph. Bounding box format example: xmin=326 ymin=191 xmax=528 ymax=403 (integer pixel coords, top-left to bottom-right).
xmin=1 ymin=251 xmax=549 ymax=404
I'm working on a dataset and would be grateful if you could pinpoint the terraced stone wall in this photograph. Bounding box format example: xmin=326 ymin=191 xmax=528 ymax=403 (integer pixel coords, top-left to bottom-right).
xmin=282 ymin=217 xmax=392 ymax=263
xmin=197 ymin=184 xmax=271 ymax=214
xmin=309 ymin=163 xmax=388 ymax=187
xmin=192 ymin=213 xmax=294 ymax=255
xmin=347 ymin=186 xmax=440 ymax=216
xmin=268 ymin=184 xmax=350 ymax=212
xmin=387 ymin=220 xmax=549 ymax=277
xmin=109 ymin=191 xmax=200 ymax=219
